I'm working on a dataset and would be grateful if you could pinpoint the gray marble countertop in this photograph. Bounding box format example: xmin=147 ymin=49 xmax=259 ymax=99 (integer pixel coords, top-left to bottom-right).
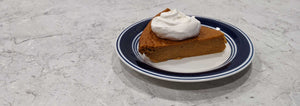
xmin=0 ymin=0 xmax=299 ymax=106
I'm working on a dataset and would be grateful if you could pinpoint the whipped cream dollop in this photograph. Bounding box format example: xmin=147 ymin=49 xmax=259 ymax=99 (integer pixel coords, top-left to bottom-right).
xmin=151 ymin=9 xmax=201 ymax=40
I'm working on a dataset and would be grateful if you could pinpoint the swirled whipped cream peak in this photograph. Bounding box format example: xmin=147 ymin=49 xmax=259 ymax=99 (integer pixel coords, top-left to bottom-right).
xmin=151 ymin=9 xmax=201 ymax=40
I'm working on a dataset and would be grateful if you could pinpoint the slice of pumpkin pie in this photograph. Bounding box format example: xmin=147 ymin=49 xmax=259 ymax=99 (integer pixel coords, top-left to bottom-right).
xmin=139 ymin=8 xmax=227 ymax=63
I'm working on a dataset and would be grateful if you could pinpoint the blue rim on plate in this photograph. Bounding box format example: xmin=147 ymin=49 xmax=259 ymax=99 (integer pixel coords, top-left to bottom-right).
xmin=115 ymin=17 xmax=254 ymax=82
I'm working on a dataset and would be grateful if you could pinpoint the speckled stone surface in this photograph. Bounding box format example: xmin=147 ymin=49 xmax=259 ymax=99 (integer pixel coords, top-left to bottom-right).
xmin=0 ymin=0 xmax=299 ymax=106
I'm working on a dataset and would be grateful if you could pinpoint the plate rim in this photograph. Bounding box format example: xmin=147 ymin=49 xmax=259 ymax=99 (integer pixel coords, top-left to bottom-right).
xmin=115 ymin=17 xmax=254 ymax=82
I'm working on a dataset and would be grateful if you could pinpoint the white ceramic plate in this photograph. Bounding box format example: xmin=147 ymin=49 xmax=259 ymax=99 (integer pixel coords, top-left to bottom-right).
xmin=116 ymin=17 xmax=254 ymax=82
